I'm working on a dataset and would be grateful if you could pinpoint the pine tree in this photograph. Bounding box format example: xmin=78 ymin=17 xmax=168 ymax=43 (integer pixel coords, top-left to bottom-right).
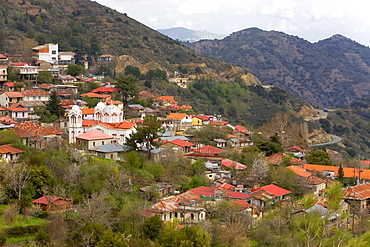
xmin=46 ymin=91 xmax=63 ymax=117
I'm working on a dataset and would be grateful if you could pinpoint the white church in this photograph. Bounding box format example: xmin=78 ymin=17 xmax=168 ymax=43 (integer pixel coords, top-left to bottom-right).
xmin=68 ymin=101 xmax=136 ymax=144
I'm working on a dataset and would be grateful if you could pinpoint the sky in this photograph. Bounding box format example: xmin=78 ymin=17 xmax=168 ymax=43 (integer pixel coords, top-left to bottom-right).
xmin=94 ymin=0 xmax=370 ymax=47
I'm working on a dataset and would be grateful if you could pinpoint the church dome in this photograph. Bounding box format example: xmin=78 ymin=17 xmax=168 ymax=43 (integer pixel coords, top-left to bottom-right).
xmin=95 ymin=102 xmax=105 ymax=112
xmin=102 ymin=104 xmax=121 ymax=115
xmin=70 ymin=105 xmax=82 ymax=115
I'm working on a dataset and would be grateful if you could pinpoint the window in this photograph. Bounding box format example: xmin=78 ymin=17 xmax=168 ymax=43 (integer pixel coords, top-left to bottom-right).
xmin=174 ymin=212 xmax=178 ymax=218
xmin=52 ymin=50 xmax=56 ymax=55
xmin=102 ymin=141 xmax=104 ymax=145
xmin=163 ymin=215 xmax=166 ymax=221
xmin=191 ymin=214 xmax=194 ymax=220
xmin=93 ymin=142 xmax=95 ymax=146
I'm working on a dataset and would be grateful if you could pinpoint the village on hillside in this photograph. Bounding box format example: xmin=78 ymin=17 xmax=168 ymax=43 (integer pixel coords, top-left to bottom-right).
xmin=1 ymin=43 xmax=370 ymax=245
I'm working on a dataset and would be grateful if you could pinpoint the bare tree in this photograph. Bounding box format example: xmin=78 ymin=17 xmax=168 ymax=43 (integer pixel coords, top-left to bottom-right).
xmin=5 ymin=163 xmax=31 ymax=201
xmin=262 ymin=112 xmax=305 ymax=147
xmin=251 ymin=158 xmax=269 ymax=185
xmin=73 ymin=190 xmax=116 ymax=228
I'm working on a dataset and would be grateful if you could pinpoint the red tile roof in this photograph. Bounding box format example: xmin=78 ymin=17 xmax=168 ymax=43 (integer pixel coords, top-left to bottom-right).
xmin=286 ymin=146 xmax=304 ymax=152
xmin=0 ymin=55 xmax=7 ymax=59
xmin=232 ymin=130 xmax=250 ymax=135
xmin=139 ymin=91 xmax=155 ymax=98
xmin=287 ymin=165 xmax=312 ymax=177
xmin=193 ymin=115 xmax=211 ymax=121
xmin=192 ymin=145 xmax=223 ymax=154
xmin=214 ymin=183 xmax=236 ymax=191
xmin=168 ymin=139 xmax=195 ymax=148
xmin=91 ymin=86 xmax=119 ymax=93
xmin=222 ymin=158 xmax=247 ymax=170
xmin=75 ymin=129 xmax=113 ymax=141
xmin=267 ymin=152 xmax=305 ymax=166
xmin=22 ymin=89 xmax=51 ymax=96
xmin=32 ymin=195 xmax=73 ymax=205
xmin=4 ymin=92 xmax=24 ymax=98
xmin=344 ymin=183 xmax=370 ymax=200
xmin=230 ymin=200 xmax=254 ymax=209
xmin=305 ymin=176 xmax=326 ymax=185
xmin=234 ymin=125 xmax=247 ymax=131
xmin=0 ymin=117 xmax=17 ymax=124
xmin=188 ymin=186 xmax=215 ymax=198
xmin=14 ymin=121 xmax=62 ymax=138
xmin=361 ymin=161 xmax=370 ymax=167
xmin=252 ymin=184 xmax=292 ymax=197
xmin=7 ymin=103 xmax=28 ymax=112
xmin=0 ymin=144 xmax=24 ymax=154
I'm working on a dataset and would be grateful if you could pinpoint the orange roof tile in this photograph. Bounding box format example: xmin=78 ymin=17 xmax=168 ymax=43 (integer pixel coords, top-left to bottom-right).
xmin=0 ymin=144 xmax=24 ymax=154
xmin=7 ymin=103 xmax=28 ymax=112
xmin=303 ymin=164 xmax=370 ymax=180
xmin=156 ymin=96 xmax=177 ymax=104
xmin=222 ymin=158 xmax=247 ymax=170
xmin=80 ymin=93 xmax=111 ymax=99
xmin=81 ymin=108 xmax=95 ymax=115
xmin=287 ymin=165 xmax=312 ymax=177
xmin=82 ymin=120 xmax=99 ymax=127
xmin=166 ymin=113 xmax=188 ymax=120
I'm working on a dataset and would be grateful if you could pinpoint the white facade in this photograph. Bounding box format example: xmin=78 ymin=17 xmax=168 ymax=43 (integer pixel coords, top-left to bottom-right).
xmin=68 ymin=103 xmax=135 ymax=144
xmin=33 ymin=43 xmax=59 ymax=64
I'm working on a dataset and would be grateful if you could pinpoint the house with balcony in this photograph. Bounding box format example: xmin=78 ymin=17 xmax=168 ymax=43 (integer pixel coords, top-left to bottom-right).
xmin=11 ymin=63 xmax=38 ymax=81
xmin=0 ymin=55 xmax=8 ymax=87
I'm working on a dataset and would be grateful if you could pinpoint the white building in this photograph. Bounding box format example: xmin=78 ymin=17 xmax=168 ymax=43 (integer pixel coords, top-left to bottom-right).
xmin=68 ymin=102 xmax=136 ymax=144
xmin=32 ymin=43 xmax=59 ymax=64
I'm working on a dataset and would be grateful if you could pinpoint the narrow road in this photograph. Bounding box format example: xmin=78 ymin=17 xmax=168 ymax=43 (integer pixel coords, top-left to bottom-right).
xmin=304 ymin=109 xmax=328 ymax=121
xmin=309 ymin=134 xmax=342 ymax=147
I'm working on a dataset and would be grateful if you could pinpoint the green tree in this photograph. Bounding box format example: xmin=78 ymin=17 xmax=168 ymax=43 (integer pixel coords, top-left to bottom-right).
xmin=46 ymin=91 xmax=63 ymax=118
xmin=143 ymin=215 xmax=163 ymax=240
xmin=82 ymin=96 xmax=100 ymax=108
xmin=96 ymin=228 xmax=129 ymax=247
xmin=65 ymin=64 xmax=85 ymax=76
xmin=306 ymin=150 xmax=332 ymax=165
xmin=124 ymin=65 xmax=141 ymax=78
xmin=87 ymin=81 xmax=101 ymax=92
xmin=126 ymin=115 xmax=164 ymax=159
xmin=37 ymin=71 xmax=53 ymax=84
xmin=338 ymin=165 xmax=344 ymax=182
xmin=115 ymin=74 xmax=140 ymax=107
xmin=173 ymin=225 xmax=211 ymax=247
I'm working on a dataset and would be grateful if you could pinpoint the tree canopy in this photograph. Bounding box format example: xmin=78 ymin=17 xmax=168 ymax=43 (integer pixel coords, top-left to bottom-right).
xmin=114 ymin=74 xmax=140 ymax=107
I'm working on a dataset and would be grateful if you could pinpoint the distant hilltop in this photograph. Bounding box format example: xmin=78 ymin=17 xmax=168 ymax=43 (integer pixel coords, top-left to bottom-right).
xmin=157 ymin=27 xmax=226 ymax=42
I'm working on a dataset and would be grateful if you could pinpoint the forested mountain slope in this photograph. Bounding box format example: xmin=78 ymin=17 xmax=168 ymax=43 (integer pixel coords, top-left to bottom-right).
xmin=187 ymin=28 xmax=370 ymax=108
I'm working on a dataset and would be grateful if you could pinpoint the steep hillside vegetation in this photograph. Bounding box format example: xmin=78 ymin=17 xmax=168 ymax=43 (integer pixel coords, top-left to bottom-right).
xmin=316 ymin=96 xmax=370 ymax=158
xmin=0 ymin=0 xmax=245 ymax=81
xmin=187 ymin=28 xmax=370 ymax=108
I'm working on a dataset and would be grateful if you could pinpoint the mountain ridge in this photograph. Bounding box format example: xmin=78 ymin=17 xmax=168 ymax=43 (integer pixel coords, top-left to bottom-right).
xmin=186 ymin=28 xmax=370 ymax=108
